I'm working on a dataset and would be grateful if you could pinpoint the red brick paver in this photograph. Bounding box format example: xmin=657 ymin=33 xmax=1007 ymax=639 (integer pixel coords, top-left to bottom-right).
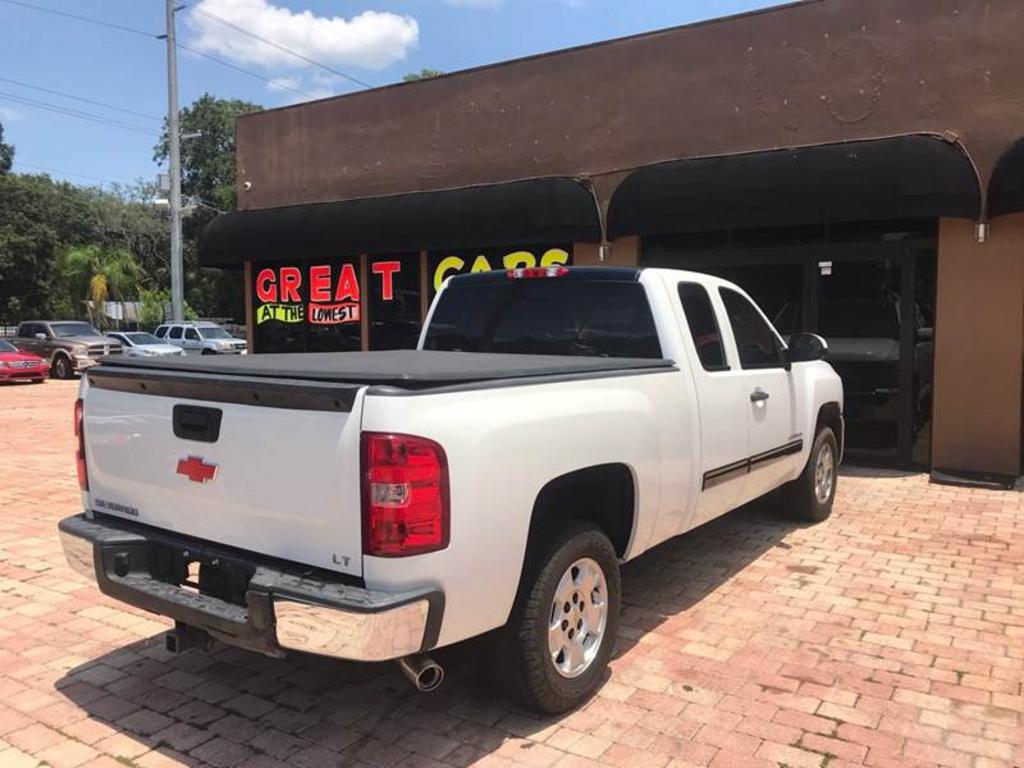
xmin=1 ymin=380 xmax=1022 ymax=767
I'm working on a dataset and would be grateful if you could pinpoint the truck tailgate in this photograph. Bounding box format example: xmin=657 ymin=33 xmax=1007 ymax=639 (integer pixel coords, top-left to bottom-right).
xmin=81 ymin=369 xmax=365 ymax=577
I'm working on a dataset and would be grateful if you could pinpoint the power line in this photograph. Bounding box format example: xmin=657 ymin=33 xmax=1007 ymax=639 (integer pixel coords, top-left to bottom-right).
xmin=0 ymin=76 xmax=162 ymax=122
xmin=175 ymin=42 xmax=316 ymax=99
xmin=0 ymin=0 xmax=318 ymax=100
xmin=0 ymin=0 xmax=154 ymax=38
xmin=0 ymin=92 xmax=156 ymax=135
xmin=183 ymin=3 xmax=374 ymax=89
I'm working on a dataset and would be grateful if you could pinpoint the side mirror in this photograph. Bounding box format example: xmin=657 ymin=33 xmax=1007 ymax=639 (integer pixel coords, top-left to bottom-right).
xmin=34 ymin=333 xmax=47 ymax=340
xmin=786 ymin=332 xmax=828 ymax=363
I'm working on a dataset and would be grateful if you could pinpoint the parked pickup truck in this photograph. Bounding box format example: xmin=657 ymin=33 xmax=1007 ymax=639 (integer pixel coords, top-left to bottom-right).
xmin=60 ymin=267 xmax=843 ymax=713
xmin=14 ymin=320 xmax=123 ymax=379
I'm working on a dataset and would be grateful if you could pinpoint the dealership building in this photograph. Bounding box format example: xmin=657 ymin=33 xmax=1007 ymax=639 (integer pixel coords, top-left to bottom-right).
xmin=199 ymin=0 xmax=1024 ymax=485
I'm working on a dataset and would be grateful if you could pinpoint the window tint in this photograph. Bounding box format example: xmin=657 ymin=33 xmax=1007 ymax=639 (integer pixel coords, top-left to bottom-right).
xmin=169 ymin=326 xmax=183 ymax=340
xmin=185 ymin=328 xmax=200 ymax=341
xmin=425 ymin=279 xmax=662 ymax=359
xmin=719 ymin=288 xmax=784 ymax=369
xmin=154 ymin=326 xmax=167 ymax=338
xmin=677 ymin=283 xmax=727 ymax=370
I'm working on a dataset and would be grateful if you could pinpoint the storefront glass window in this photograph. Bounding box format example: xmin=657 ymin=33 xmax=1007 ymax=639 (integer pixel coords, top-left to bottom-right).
xmin=427 ymin=245 xmax=572 ymax=300
xmin=251 ymin=258 xmax=362 ymax=354
xmin=368 ymin=253 xmax=422 ymax=350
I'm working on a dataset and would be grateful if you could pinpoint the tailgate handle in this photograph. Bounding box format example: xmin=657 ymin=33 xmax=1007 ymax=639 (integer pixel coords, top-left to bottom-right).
xmin=173 ymin=405 xmax=223 ymax=443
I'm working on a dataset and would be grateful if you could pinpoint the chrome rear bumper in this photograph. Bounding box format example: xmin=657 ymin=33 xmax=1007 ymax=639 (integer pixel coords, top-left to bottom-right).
xmin=59 ymin=513 xmax=443 ymax=662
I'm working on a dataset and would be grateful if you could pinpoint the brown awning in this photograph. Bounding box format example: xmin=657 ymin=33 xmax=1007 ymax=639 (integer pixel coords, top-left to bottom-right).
xmin=607 ymin=135 xmax=982 ymax=239
xmin=199 ymin=177 xmax=601 ymax=268
xmin=988 ymin=137 xmax=1024 ymax=219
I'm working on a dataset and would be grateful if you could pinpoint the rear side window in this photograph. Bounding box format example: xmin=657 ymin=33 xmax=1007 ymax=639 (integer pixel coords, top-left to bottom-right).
xmin=677 ymin=283 xmax=727 ymax=371
xmin=424 ymin=279 xmax=662 ymax=359
xmin=169 ymin=326 xmax=183 ymax=340
xmin=719 ymin=288 xmax=784 ymax=369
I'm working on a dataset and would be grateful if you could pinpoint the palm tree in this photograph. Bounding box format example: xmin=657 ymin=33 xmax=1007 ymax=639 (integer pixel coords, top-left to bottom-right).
xmin=59 ymin=245 xmax=140 ymax=328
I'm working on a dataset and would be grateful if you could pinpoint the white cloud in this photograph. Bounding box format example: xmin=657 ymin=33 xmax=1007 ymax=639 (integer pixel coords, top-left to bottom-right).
xmin=187 ymin=0 xmax=419 ymax=71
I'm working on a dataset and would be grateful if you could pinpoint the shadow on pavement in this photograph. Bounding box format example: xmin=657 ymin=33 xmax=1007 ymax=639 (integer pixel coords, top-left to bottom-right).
xmin=55 ymin=498 xmax=803 ymax=766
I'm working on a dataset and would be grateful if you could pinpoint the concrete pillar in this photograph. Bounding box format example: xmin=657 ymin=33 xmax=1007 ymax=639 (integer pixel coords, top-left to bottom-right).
xmin=931 ymin=215 xmax=1024 ymax=478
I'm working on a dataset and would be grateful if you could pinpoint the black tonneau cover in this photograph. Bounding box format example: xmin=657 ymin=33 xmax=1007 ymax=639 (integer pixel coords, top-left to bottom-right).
xmin=94 ymin=349 xmax=674 ymax=390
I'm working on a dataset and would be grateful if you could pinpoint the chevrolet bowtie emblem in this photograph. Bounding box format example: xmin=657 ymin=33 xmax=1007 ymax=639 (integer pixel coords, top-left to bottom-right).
xmin=176 ymin=456 xmax=218 ymax=484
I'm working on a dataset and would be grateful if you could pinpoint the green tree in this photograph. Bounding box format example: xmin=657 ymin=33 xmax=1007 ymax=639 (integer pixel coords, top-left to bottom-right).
xmin=154 ymin=94 xmax=262 ymax=320
xmin=0 ymin=173 xmax=96 ymax=323
xmin=154 ymin=94 xmax=262 ymax=212
xmin=0 ymin=122 xmax=12 ymax=174
xmin=58 ymin=245 xmax=141 ymax=329
xmin=403 ymin=69 xmax=444 ymax=82
xmin=138 ymin=288 xmax=197 ymax=330
xmin=89 ymin=181 xmax=170 ymax=294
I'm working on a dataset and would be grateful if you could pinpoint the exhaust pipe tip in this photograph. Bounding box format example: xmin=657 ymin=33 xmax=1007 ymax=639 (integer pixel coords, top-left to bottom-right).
xmin=398 ymin=654 xmax=444 ymax=692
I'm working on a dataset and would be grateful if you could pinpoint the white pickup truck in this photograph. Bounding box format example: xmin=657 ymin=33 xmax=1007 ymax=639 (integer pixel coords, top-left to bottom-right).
xmin=60 ymin=267 xmax=842 ymax=713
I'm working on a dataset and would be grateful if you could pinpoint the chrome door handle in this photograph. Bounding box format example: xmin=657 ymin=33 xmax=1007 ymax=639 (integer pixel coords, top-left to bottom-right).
xmin=750 ymin=388 xmax=770 ymax=403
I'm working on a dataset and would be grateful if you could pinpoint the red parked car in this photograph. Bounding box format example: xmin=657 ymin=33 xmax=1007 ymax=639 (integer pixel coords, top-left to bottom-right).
xmin=0 ymin=339 xmax=49 ymax=383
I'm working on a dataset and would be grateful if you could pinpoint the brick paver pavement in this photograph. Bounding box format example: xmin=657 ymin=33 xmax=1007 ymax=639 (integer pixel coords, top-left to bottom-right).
xmin=1 ymin=379 xmax=1022 ymax=768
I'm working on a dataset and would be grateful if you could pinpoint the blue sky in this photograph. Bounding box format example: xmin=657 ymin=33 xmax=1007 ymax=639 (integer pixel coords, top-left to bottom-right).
xmin=0 ymin=0 xmax=778 ymax=189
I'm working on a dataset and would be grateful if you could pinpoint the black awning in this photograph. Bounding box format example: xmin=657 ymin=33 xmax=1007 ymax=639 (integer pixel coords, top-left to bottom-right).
xmin=199 ymin=177 xmax=601 ymax=267
xmin=607 ymin=135 xmax=981 ymax=239
xmin=988 ymin=137 xmax=1024 ymax=219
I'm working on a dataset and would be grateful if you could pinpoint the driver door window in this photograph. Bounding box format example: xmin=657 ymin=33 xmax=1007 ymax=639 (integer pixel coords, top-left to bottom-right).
xmin=184 ymin=328 xmax=200 ymax=350
xmin=719 ymin=288 xmax=785 ymax=369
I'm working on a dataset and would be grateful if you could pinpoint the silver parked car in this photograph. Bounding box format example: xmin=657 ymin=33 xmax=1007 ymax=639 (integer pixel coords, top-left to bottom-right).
xmin=153 ymin=321 xmax=247 ymax=355
xmin=106 ymin=332 xmax=186 ymax=358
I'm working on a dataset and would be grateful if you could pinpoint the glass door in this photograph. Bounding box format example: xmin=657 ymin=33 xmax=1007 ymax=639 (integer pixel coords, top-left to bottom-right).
xmin=643 ymin=237 xmax=937 ymax=468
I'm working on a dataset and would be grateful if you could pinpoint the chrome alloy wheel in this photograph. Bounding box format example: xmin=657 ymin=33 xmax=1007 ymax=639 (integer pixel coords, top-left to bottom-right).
xmin=548 ymin=557 xmax=608 ymax=679
xmin=814 ymin=441 xmax=835 ymax=504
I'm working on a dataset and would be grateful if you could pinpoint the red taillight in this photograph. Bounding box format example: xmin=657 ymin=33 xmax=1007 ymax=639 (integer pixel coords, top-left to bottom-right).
xmin=506 ymin=266 xmax=569 ymax=279
xmin=74 ymin=398 xmax=88 ymax=491
xmin=361 ymin=432 xmax=449 ymax=557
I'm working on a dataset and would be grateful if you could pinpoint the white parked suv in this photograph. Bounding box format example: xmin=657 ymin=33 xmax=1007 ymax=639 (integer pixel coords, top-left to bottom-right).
xmin=154 ymin=321 xmax=247 ymax=355
xmin=60 ymin=267 xmax=842 ymax=713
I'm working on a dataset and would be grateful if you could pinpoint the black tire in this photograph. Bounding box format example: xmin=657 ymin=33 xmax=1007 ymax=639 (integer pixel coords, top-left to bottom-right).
xmin=496 ymin=521 xmax=620 ymax=714
xmin=52 ymin=354 xmax=73 ymax=380
xmin=201 ymin=348 xmax=215 ymax=355
xmin=783 ymin=426 xmax=838 ymax=522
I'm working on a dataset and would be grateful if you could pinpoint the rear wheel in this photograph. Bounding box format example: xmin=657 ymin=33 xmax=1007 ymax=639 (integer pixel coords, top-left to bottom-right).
xmin=783 ymin=427 xmax=838 ymax=522
xmin=496 ymin=522 xmax=620 ymax=713
xmin=52 ymin=354 xmax=73 ymax=380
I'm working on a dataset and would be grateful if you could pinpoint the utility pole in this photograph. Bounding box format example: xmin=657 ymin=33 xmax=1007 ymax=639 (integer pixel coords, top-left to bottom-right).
xmin=165 ymin=0 xmax=184 ymax=321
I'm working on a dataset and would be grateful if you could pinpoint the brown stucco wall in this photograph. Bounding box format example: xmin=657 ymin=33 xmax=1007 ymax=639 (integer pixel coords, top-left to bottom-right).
xmin=236 ymin=0 xmax=1024 ymax=213
xmin=932 ymin=216 xmax=1024 ymax=477
xmin=572 ymin=237 xmax=640 ymax=267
